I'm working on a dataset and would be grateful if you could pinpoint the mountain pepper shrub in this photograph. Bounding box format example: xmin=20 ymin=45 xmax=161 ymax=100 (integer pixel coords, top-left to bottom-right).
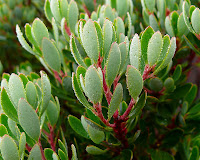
xmin=0 ymin=0 xmax=200 ymax=159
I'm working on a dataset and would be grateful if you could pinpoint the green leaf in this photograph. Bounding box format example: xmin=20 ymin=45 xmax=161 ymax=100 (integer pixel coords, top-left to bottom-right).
xmin=58 ymin=140 xmax=68 ymax=160
xmin=172 ymin=65 xmax=182 ymax=82
xmin=114 ymin=17 xmax=125 ymax=42
xmin=18 ymin=98 xmax=40 ymax=141
xmin=25 ymin=23 xmax=42 ymax=55
xmin=70 ymin=35 xmax=87 ymax=68
xmin=177 ymin=13 xmax=189 ymax=37
xmin=19 ymin=132 xmax=26 ymax=158
xmin=1 ymin=88 xmax=18 ymax=122
xmin=16 ymin=25 xmax=35 ymax=55
xmin=108 ymin=83 xmax=123 ymax=120
xmin=149 ymin=14 xmax=159 ymax=31
xmin=189 ymin=146 xmax=199 ymax=160
xmin=61 ymin=18 xmax=70 ymax=41
xmin=151 ymin=149 xmax=174 ymax=160
xmin=126 ymin=66 xmax=143 ymax=99
xmin=106 ymin=43 xmax=121 ymax=87
xmin=144 ymin=0 xmax=155 ymax=12
xmin=183 ymin=35 xmax=200 ymax=55
xmin=94 ymin=21 xmax=103 ymax=52
xmin=164 ymin=78 xmax=175 ymax=92
xmin=130 ymin=34 xmax=141 ymax=70
xmin=129 ymin=92 xmax=147 ymax=119
xmin=26 ymin=82 xmax=38 ymax=109
xmin=171 ymin=11 xmax=179 ymax=36
xmin=85 ymin=66 xmax=103 ymax=104
xmin=103 ymin=5 xmax=115 ymax=22
xmin=154 ymin=37 xmax=176 ymax=74
xmin=50 ymin=0 xmax=62 ymax=22
xmin=71 ymin=144 xmax=78 ymax=160
xmin=191 ymin=8 xmax=200 ymax=34
xmin=60 ymin=0 xmax=68 ymax=20
xmin=52 ymin=18 xmax=59 ymax=44
xmin=83 ymin=0 xmax=94 ymax=12
xmin=28 ymin=144 xmax=42 ymax=160
xmin=68 ymin=0 xmax=78 ymax=33
xmin=141 ymin=26 xmax=155 ymax=63
xmin=165 ymin=16 xmax=175 ymax=37
xmin=87 ymin=124 xmax=105 ymax=144
xmin=0 ymin=124 xmax=8 ymax=137
xmin=127 ymin=12 xmax=133 ymax=38
xmin=147 ymin=31 xmax=163 ymax=66
xmin=68 ymin=115 xmax=89 ymax=139
xmin=182 ymin=1 xmax=195 ymax=34
xmin=149 ymin=78 xmax=163 ymax=92
xmin=40 ymin=71 xmax=51 ymax=116
xmin=86 ymin=145 xmax=107 ymax=155
xmin=9 ymin=73 xmax=26 ymax=108
xmin=42 ymin=38 xmax=61 ymax=72
xmin=82 ymin=20 xmax=99 ymax=63
xmin=32 ymin=18 xmax=49 ymax=47
xmin=58 ymin=149 xmax=67 ymax=160
xmin=44 ymin=0 xmax=53 ymax=22
xmin=0 ymin=135 xmax=19 ymax=160
xmin=185 ymin=84 xmax=197 ymax=105
xmin=72 ymin=73 xmax=93 ymax=111
xmin=116 ymin=0 xmax=128 ymax=17
xmin=156 ymin=35 xmax=170 ymax=68
xmin=102 ymin=19 xmax=113 ymax=57
xmin=119 ymin=42 xmax=128 ymax=73
xmin=46 ymin=100 xmax=59 ymax=126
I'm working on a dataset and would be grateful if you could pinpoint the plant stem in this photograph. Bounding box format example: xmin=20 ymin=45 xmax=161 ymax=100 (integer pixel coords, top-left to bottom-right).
xmin=39 ymin=138 xmax=46 ymax=160
xmin=48 ymin=124 xmax=56 ymax=152
xmin=121 ymin=98 xmax=135 ymax=120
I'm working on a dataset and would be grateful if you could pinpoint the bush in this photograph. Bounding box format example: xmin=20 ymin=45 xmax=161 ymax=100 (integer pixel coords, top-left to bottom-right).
xmin=0 ymin=0 xmax=200 ymax=159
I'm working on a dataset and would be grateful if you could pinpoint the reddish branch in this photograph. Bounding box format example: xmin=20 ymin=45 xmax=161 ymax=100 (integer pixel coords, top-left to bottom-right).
xmin=39 ymin=138 xmax=46 ymax=160
xmin=64 ymin=22 xmax=71 ymax=36
xmin=142 ymin=64 xmax=156 ymax=80
xmin=121 ymin=98 xmax=135 ymax=121
xmin=48 ymin=124 xmax=56 ymax=152
xmin=53 ymin=70 xmax=62 ymax=84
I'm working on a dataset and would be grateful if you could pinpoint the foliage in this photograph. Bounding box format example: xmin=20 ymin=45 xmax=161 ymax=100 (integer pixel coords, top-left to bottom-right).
xmin=0 ymin=0 xmax=200 ymax=159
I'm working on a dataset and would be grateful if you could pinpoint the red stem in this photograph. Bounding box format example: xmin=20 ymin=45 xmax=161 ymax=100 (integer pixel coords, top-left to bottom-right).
xmin=142 ymin=64 xmax=156 ymax=81
xmin=64 ymin=22 xmax=71 ymax=36
xmin=39 ymin=138 xmax=46 ymax=160
xmin=53 ymin=71 xmax=62 ymax=84
xmin=26 ymin=144 xmax=32 ymax=152
xmin=48 ymin=124 xmax=56 ymax=152
xmin=121 ymin=98 xmax=135 ymax=120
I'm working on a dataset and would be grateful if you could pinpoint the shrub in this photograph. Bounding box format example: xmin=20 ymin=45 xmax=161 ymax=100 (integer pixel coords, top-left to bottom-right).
xmin=0 ymin=0 xmax=200 ymax=159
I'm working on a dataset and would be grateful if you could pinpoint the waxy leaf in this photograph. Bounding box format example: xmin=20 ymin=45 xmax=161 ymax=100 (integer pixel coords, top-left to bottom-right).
xmin=68 ymin=115 xmax=89 ymax=139
xmin=141 ymin=26 xmax=155 ymax=63
xmin=114 ymin=17 xmax=125 ymax=41
xmin=40 ymin=71 xmax=51 ymax=116
xmin=72 ymin=73 xmax=93 ymax=110
xmin=50 ymin=0 xmax=62 ymax=22
xmin=60 ymin=0 xmax=68 ymax=20
xmin=116 ymin=0 xmax=128 ymax=17
xmin=87 ymin=124 xmax=105 ymax=144
xmin=18 ymin=98 xmax=40 ymax=141
xmin=149 ymin=14 xmax=159 ymax=31
xmin=130 ymin=34 xmax=141 ymax=70
xmin=86 ymin=145 xmax=107 ymax=155
xmin=19 ymin=133 xmax=26 ymax=158
xmin=28 ymin=144 xmax=42 ymax=160
xmin=165 ymin=16 xmax=175 ymax=37
xmin=68 ymin=0 xmax=78 ymax=33
xmin=154 ymin=37 xmax=176 ymax=74
xmin=147 ymin=31 xmax=163 ymax=66
xmin=9 ymin=73 xmax=26 ymax=108
xmin=0 ymin=124 xmax=8 ymax=137
xmin=26 ymin=82 xmax=38 ymax=109
xmin=0 ymin=135 xmax=19 ymax=160
xmin=70 ymin=35 xmax=87 ymax=68
xmin=145 ymin=0 xmax=155 ymax=12
xmin=44 ymin=0 xmax=53 ymax=22
xmin=42 ymin=38 xmax=61 ymax=72
xmin=82 ymin=20 xmax=99 ymax=63
xmin=191 ymin=8 xmax=200 ymax=34
xmin=16 ymin=25 xmax=35 ymax=55
xmin=106 ymin=43 xmax=121 ymax=87
xmin=71 ymin=144 xmax=78 ymax=160
xmin=85 ymin=66 xmax=103 ymax=104
xmin=32 ymin=18 xmax=49 ymax=47
xmin=108 ymin=83 xmax=123 ymax=120
xmin=119 ymin=42 xmax=128 ymax=73
xmin=177 ymin=13 xmax=189 ymax=37
xmin=1 ymin=88 xmax=18 ymax=122
xmin=126 ymin=66 xmax=143 ymax=99
xmin=103 ymin=19 xmax=113 ymax=57
xmin=46 ymin=100 xmax=59 ymax=126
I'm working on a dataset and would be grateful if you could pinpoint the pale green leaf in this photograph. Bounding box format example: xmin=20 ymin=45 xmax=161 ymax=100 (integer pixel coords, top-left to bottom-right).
xmin=147 ymin=32 xmax=163 ymax=66
xmin=28 ymin=144 xmax=42 ymax=160
xmin=130 ymin=34 xmax=141 ymax=70
xmin=108 ymin=83 xmax=123 ymax=120
xmin=86 ymin=145 xmax=107 ymax=155
xmin=126 ymin=66 xmax=143 ymax=99
xmin=19 ymin=132 xmax=26 ymax=158
xmin=85 ymin=66 xmax=103 ymax=104
xmin=50 ymin=0 xmax=62 ymax=22
xmin=82 ymin=20 xmax=99 ymax=63
xmin=68 ymin=0 xmax=78 ymax=33
xmin=87 ymin=125 xmax=105 ymax=144
xmin=18 ymin=99 xmax=40 ymax=141
xmin=26 ymin=82 xmax=38 ymax=109
xmin=106 ymin=43 xmax=121 ymax=87
xmin=0 ymin=135 xmax=19 ymax=160
xmin=191 ymin=8 xmax=200 ymax=34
